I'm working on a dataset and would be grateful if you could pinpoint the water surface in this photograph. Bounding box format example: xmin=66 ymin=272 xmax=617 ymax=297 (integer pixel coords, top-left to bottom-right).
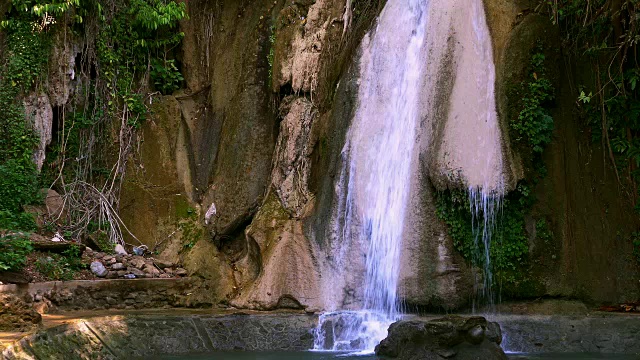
xmin=155 ymin=351 xmax=639 ymax=360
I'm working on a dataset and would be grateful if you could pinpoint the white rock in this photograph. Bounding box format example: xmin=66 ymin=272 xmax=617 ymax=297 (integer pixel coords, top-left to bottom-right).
xmin=114 ymin=244 xmax=127 ymax=255
xmin=90 ymin=261 xmax=108 ymax=277
xmin=205 ymin=203 xmax=216 ymax=225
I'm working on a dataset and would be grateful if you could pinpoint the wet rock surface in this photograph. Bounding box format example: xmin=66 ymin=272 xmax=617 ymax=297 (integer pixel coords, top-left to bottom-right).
xmin=1 ymin=313 xmax=316 ymax=359
xmin=375 ymin=316 xmax=507 ymax=360
xmin=0 ymin=294 xmax=42 ymax=332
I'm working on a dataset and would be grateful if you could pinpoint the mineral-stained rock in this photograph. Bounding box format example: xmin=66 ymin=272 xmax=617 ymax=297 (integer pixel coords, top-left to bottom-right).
xmin=0 ymin=294 xmax=42 ymax=331
xmin=129 ymin=268 xmax=145 ymax=277
xmin=143 ymin=264 xmax=160 ymax=275
xmin=23 ymin=92 xmax=53 ymax=171
xmin=131 ymin=257 xmax=146 ymax=270
xmin=28 ymin=234 xmax=86 ymax=253
xmin=0 ymin=271 xmax=32 ymax=284
xmin=153 ymin=259 xmax=174 ymax=269
xmin=375 ymin=316 xmax=507 ymax=360
xmin=175 ymin=268 xmax=188 ymax=277
xmin=90 ymin=261 xmax=108 ymax=278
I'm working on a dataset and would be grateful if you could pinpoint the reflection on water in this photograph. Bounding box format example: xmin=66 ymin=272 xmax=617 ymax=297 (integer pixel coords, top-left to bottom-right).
xmin=508 ymin=354 xmax=639 ymax=360
xmin=154 ymin=352 xmax=379 ymax=360
xmin=154 ymin=352 xmax=639 ymax=360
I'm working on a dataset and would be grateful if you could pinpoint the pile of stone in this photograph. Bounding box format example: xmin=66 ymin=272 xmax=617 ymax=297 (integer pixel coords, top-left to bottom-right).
xmin=88 ymin=247 xmax=187 ymax=280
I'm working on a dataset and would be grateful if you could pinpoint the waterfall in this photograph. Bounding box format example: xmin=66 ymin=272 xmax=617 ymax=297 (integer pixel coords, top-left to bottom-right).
xmin=313 ymin=0 xmax=504 ymax=352
xmin=313 ymin=0 xmax=429 ymax=352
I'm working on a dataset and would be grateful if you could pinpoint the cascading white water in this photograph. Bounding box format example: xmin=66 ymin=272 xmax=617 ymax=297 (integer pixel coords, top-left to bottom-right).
xmin=313 ymin=0 xmax=429 ymax=353
xmin=313 ymin=0 xmax=505 ymax=352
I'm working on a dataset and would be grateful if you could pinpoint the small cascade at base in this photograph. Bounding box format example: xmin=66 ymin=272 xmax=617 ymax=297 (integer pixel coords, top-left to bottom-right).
xmin=469 ymin=187 xmax=503 ymax=310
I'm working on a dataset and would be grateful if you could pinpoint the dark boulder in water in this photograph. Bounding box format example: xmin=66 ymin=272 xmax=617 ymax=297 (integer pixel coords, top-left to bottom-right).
xmin=375 ymin=315 xmax=507 ymax=360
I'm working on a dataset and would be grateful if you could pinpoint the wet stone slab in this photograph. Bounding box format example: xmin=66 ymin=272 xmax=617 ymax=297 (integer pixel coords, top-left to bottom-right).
xmin=200 ymin=313 xmax=316 ymax=351
xmin=88 ymin=316 xmax=209 ymax=357
xmin=1 ymin=313 xmax=317 ymax=359
xmin=492 ymin=314 xmax=640 ymax=354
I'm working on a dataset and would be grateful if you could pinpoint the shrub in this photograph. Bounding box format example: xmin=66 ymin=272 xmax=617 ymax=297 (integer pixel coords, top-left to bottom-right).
xmin=0 ymin=234 xmax=34 ymax=271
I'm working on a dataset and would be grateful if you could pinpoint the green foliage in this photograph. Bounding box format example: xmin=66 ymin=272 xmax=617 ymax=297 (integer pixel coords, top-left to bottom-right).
xmin=179 ymin=208 xmax=202 ymax=251
xmin=0 ymin=234 xmax=34 ymax=271
xmin=0 ymin=9 xmax=52 ymax=231
xmin=87 ymin=221 xmax=115 ymax=253
xmin=97 ymin=0 xmax=186 ymax=127
xmin=2 ymin=0 xmax=80 ymax=24
xmin=150 ymin=59 xmax=183 ymax=95
xmin=541 ymin=0 xmax=640 ymax=212
xmin=536 ymin=218 xmax=553 ymax=244
xmin=633 ymin=232 xmax=640 ymax=263
xmin=511 ymin=49 xmax=555 ymax=153
xmin=35 ymin=244 xmax=85 ymax=280
xmin=436 ymin=183 xmax=534 ymax=286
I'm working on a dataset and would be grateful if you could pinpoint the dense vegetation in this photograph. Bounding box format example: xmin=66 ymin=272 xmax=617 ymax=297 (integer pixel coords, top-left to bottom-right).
xmin=541 ymin=0 xmax=640 ymax=206
xmin=539 ymin=0 xmax=640 ymax=258
xmin=436 ymin=42 xmax=556 ymax=299
xmin=0 ymin=0 xmax=185 ymax=271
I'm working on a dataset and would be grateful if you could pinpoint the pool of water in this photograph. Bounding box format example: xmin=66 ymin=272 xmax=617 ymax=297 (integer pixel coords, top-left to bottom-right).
xmin=155 ymin=352 xmax=377 ymax=360
xmin=508 ymin=354 xmax=638 ymax=359
xmin=154 ymin=352 xmax=639 ymax=360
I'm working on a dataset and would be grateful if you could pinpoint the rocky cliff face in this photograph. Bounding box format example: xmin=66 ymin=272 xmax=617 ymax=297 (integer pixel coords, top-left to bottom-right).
xmin=5 ymin=0 xmax=637 ymax=310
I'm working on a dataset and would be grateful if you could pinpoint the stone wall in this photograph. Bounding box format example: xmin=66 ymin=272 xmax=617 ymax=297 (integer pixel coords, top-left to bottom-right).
xmin=2 ymin=313 xmax=316 ymax=359
xmin=494 ymin=314 xmax=640 ymax=353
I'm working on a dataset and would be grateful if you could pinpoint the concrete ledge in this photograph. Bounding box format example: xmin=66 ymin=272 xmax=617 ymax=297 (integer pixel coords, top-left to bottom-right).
xmin=490 ymin=313 xmax=640 ymax=354
xmin=2 ymin=311 xmax=640 ymax=358
xmin=2 ymin=312 xmax=317 ymax=359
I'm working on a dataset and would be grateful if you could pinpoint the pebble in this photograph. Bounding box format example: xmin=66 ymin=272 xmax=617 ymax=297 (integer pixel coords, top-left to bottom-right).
xmin=111 ymin=263 xmax=125 ymax=270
